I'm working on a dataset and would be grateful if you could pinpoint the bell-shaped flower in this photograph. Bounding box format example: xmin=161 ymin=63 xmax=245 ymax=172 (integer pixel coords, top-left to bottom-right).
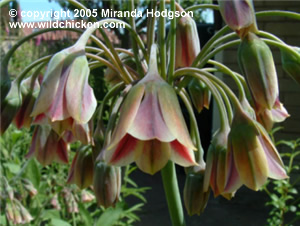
xmin=225 ymin=107 xmax=288 ymax=192
xmin=67 ymin=146 xmax=94 ymax=189
xmin=81 ymin=190 xmax=95 ymax=203
xmin=203 ymin=128 xmax=237 ymax=200
xmin=93 ymin=160 xmax=121 ymax=208
xmin=27 ymin=125 xmax=69 ymax=166
xmin=238 ymin=33 xmax=278 ymax=113
xmin=188 ymin=78 xmax=211 ymax=113
xmin=14 ymin=75 xmax=40 ymax=129
xmin=184 ymin=170 xmax=210 ymax=216
xmin=104 ymin=45 xmax=197 ymax=175
xmin=31 ymin=43 xmax=97 ymax=138
xmin=0 ymin=80 xmax=22 ymax=134
xmin=281 ymin=46 xmax=300 ymax=85
xmin=175 ymin=14 xmax=200 ymax=68
xmin=218 ymin=0 xmax=258 ymax=38
xmin=256 ymin=98 xmax=289 ymax=131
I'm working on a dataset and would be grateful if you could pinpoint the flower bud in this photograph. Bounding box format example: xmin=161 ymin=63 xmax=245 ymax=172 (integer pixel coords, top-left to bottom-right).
xmin=18 ymin=202 xmax=33 ymax=224
xmin=5 ymin=202 xmax=14 ymax=223
xmin=93 ymin=161 xmax=121 ymax=208
xmin=238 ymin=33 xmax=278 ymax=113
xmin=22 ymin=179 xmax=37 ymax=197
xmin=81 ymin=190 xmax=95 ymax=203
xmin=50 ymin=194 xmax=61 ymax=210
xmin=204 ymin=128 xmax=237 ymax=199
xmin=175 ymin=14 xmax=200 ymax=68
xmin=14 ymin=75 xmax=40 ymax=129
xmin=0 ymin=80 xmax=22 ymax=134
xmin=218 ymin=0 xmax=258 ymax=38
xmin=188 ymin=78 xmax=211 ymax=113
xmin=68 ymin=146 xmax=94 ymax=189
xmin=281 ymin=46 xmax=300 ymax=85
xmin=184 ymin=171 xmax=210 ymax=216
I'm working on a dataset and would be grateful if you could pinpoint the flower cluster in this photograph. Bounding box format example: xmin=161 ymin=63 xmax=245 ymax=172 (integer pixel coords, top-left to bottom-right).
xmin=1 ymin=0 xmax=299 ymax=220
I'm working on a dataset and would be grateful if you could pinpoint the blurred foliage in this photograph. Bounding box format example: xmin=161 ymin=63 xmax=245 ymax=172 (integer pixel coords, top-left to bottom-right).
xmin=0 ymin=126 xmax=150 ymax=225
xmin=263 ymin=128 xmax=300 ymax=226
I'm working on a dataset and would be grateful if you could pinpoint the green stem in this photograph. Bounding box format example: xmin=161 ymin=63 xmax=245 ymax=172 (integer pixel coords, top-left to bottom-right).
xmin=263 ymin=39 xmax=299 ymax=57
xmin=185 ymin=4 xmax=219 ymax=12
xmin=159 ymin=0 xmax=167 ymax=80
xmin=85 ymin=53 xmax=119 ymax=73
xmin=207 ymin=60 xmax=246 ymax=100
xmin=256 ymin=10 xmax=300 ymax=20
xmin=178 ymin=89 xmax=205 ymax=168
xmin=128 ymin=0 xmax=143 ymax=77
xmin=168 ymin=0 xmax=176 ymax=84
xmin=147 ymin=1 xmax=157 ymax=56
xmin=175 ymin=67 xmax=243 ymax=114
xmin=161 ymin=162 xmax=185 ymax=226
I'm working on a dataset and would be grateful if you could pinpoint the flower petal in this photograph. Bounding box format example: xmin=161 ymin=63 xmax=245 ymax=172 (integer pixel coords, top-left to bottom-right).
xmin=134 ymin=139 xmax=171 ymax=175
xmin=31 ymin=51 xmax=67 ymax=117
xmin=109 ymin=84 xmax=145 ymax=148
xmin=158 ymin=83 xmax=195 ymax=150
xmin=128 ymin=82 xmax=175 ymax=142
xmin=105 ymin=134 xmax=137 ymax=166
xmin=66 ymin=56 xmax=97 ymax=123
xmin=170 ymin=140 xmax=197 ymax=167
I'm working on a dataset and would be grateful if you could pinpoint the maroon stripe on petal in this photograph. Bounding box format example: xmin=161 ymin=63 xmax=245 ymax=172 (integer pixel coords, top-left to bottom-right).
xmin=110 ymin=134 xmax=137 ymax=164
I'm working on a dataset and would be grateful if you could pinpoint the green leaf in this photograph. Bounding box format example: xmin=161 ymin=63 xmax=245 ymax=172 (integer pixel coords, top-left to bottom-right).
xmin=50 ymin=218 xmax=71 ymax=226
xmin=78 ymin=203 xmax=93 ymax=226
xmin=3 ymin=162 xmax=20 ymax=174
xmin=0 ymin=214 xmax=7 ymax=225
xmin=23 ymin=159 xmax=40 ymax=188
xmin=40 ymin=209 xmax=60 ymax=220
xmin=95 ymin=207 xmax=123 ymax=226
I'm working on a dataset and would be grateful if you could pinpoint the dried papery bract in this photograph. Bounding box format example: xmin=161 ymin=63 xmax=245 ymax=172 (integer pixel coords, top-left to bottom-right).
xmin=104 ymin=45 xmax=197 ymax=175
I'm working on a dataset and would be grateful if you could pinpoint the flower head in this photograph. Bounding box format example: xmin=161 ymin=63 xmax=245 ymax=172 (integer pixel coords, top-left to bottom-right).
xmin=104 ymin=45 xmax=197 ymax=174
xmin=184 ymin=171 xmax=210 ymax=216
xmin=27 ymin=125 xmax=69 ymax=166
xmin=238 ymin=32 xmax=278 ymax=113
xmin=225 ymin=107 xmax=287 ymax=192
xmin=175 ymin=14 xmax=200 ymax=68
xmin=281 ymin=46 xmax=300 ymax=85
xmin=93 ymin=161 xmax=121 ymax=208
xmin=14 ymin=75 xmax=40 ymax=129
xmin=218 ymin=0 xmax=258 ymax=38
xmin=31 ymin=43 xmax=96 ymax=143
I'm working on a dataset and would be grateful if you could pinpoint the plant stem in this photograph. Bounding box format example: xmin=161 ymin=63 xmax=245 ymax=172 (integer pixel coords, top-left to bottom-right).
xmin=159 ymin=0 xmax=167 ymax=80
xmin=168 ymin=0 xmax=176 ymax=84
xmin=161 ymin=162 xmax=185 ymax=226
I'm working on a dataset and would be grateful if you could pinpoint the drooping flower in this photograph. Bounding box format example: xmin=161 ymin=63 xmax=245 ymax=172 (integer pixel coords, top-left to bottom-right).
xmin=203 ymin=128 xmax=236 ymax=200
xmin=27 ymin=125 xmax=69 ymax=166
xmin=1 ymin=80 xmax=22 ymax=134
xmin=225 ymin=107 xmax=288 ymax=192
xmin=256 ymin=98 xmax=289 ymax=131
xmin=104 ymin=45 xmax=197 ymax=175
xmin=93 ymin=161 xmax=121 ymax=208
xmin=238 ymin=32 xmax=278 ymax=113
xmin=14 ymin=75 xmax=40 ymax=129
xmin=188 ymin=78 xmax=211 ymax=113
xmin=175 ymin=13 xmax=200 ymax=68
xmin=30 ymin=43 xmax=96 ymax=143
xmin=281 ymin=46 xmax=300 ymax=85
xmin=67 ymin=146 xmax=94 ymax=189
xmin=184 ymin=171 xmax=210 ymax=216
xmin=218 ymin=0 xmax=258 ymax=38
